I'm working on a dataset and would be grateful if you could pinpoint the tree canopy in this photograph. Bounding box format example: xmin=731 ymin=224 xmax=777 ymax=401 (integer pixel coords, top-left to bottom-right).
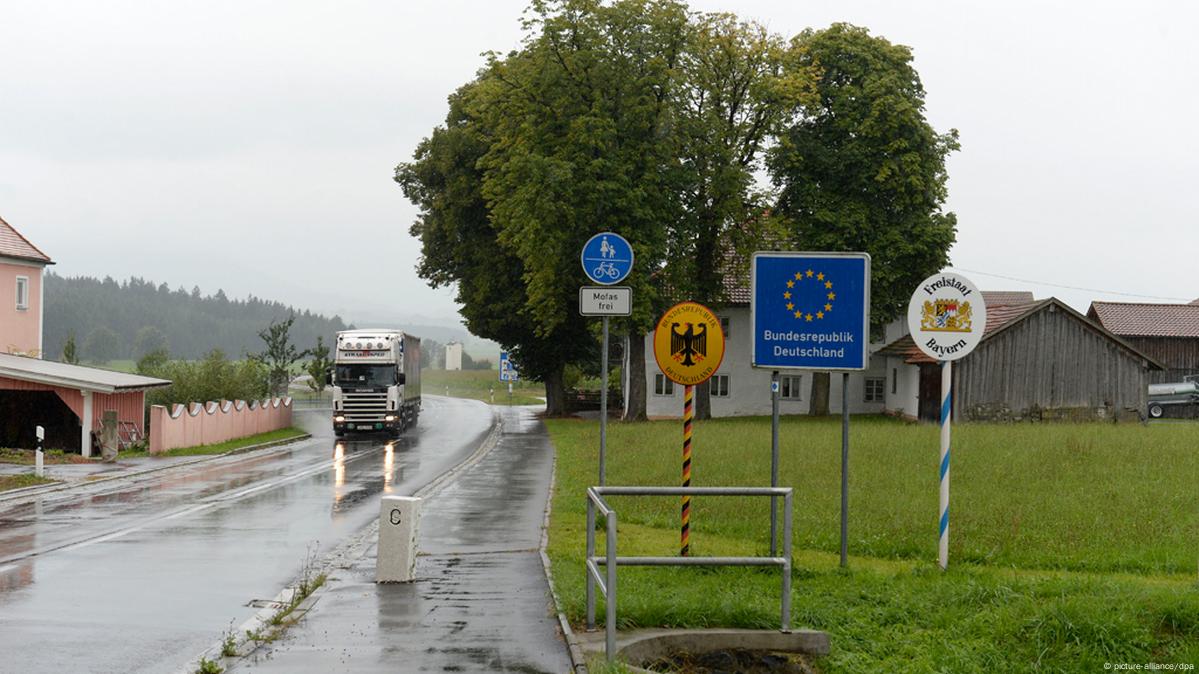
xmin=769 ymin=23 xmax=959 ymax=413
xmin=400 ymin=6 xmax=957 ymax=418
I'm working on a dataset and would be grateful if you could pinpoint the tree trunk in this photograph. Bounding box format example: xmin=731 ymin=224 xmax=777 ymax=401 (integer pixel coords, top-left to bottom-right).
xmin=809 ymin=371 xmax=831 ymax=416
xmin=544 ymin=364 xmax=566 ymax=417
xmin=623 ymin=333 xmax=647 ymax=421
xmin=695 ymin=379 xmax=712 ymax=420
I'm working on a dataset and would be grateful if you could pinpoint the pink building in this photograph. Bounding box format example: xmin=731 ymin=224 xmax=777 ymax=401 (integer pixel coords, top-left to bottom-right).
xmin=0 ymin=215 xmax=52 ymax=356
xmin=0 ymin=216 xmax=170 ymax=453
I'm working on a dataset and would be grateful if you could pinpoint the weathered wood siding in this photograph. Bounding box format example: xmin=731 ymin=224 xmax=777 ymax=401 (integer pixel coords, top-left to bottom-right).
xmin=955 ymin=304 xmax=1150 ymax=420
xmin=1118 ymin=336 xmax=1199 ymax=383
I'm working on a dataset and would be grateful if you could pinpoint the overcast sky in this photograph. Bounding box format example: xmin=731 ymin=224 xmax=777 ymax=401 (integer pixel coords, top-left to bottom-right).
xmin=2 ymin=0 xmax=1197 ymax=329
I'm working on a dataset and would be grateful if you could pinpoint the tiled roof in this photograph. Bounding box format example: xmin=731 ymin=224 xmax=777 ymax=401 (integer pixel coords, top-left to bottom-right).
xmin=0 ymin=216 xmax=52 ymax=264
xmin=1088 ymin=301 xmax=1199 ymax=338
xmin=879 ymin=298 xmax=1163 ymax=369
xmin=876 ymin=299 xmax=1041 ymax=364
xmin=981 ymin=291 xmax=1034 ymax=306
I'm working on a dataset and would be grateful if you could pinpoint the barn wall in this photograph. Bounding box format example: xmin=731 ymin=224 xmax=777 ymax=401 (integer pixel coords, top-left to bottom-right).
xmin=956 ymin=305 xmax=1149 ymax=421
xmin=1119 ymin=336 xmax=1199 ymax=384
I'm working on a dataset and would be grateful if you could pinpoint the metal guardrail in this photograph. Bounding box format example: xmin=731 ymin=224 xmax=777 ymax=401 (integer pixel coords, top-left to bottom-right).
xmin=585 ymin=485 xmax=794 ymax=662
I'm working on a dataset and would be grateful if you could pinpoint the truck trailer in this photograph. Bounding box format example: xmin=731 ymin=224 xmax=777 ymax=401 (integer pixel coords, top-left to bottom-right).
xmin=331 ymin=329 xmax=421 ymax=437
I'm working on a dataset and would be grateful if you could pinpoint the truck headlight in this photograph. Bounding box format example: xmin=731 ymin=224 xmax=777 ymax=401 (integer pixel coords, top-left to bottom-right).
xmin=334 ymin=415 xmax=345 ymax=422
xmin=385 ymin=415 xmax=396 ymax=422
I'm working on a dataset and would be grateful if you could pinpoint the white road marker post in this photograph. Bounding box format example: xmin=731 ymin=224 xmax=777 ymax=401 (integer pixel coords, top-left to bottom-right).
xmin=35 ymin=425 xmax=45 ymax=478
xmin=376 ymin=496 xmax=421 ymax=583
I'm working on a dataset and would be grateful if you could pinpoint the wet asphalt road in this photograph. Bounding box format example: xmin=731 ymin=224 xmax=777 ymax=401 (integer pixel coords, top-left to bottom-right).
xmin=0 ymin=396 xmax=493 ymax=674
xmin=233 ymin=405 xmax=570 ymax=673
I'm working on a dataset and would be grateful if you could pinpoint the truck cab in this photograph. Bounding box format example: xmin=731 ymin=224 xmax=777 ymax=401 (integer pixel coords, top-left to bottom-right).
xmin=331 ymin=330 xmax=421 ymax=437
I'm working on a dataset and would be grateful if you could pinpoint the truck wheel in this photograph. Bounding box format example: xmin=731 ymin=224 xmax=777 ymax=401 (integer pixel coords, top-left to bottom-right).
xmin=1149 ymin=403 xmax=1164 ymax=418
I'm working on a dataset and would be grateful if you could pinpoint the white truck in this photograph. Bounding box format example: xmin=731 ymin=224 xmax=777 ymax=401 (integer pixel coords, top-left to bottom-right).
xmin=331 ymin=329 xmax=421 ymax=437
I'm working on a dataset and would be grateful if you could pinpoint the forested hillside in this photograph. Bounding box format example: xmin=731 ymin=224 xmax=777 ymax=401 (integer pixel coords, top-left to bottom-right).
xmin=43 ymin=274 xmax=352 ymax=361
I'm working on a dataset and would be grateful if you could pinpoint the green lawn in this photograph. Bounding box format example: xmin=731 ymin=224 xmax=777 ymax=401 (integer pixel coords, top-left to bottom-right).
xmin=545 ymin=415 xmax=1199 ymax=672
xmin=422 ymin=368 xmax=546 ymax=406
xmin=0 ymin=474 xmax=56 ymax=492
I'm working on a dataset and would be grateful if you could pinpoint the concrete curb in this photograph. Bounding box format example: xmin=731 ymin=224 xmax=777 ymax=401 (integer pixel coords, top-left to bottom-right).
xmin=0 ymin=432 xmax=314 ymax=507
xmin=187 ymin=409 xmax=506 ymax=674
xmin=539 ymin=448 xmax=590 ymax=674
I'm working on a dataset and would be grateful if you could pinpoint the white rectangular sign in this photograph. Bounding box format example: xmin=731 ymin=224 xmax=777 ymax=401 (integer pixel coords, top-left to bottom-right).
xmin=579 ymin=286 xmax=631 ymax=316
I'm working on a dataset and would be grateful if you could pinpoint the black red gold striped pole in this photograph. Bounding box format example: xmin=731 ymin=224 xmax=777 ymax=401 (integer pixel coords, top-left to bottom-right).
xmin=681 ymin=384 xmax=693 ymax=556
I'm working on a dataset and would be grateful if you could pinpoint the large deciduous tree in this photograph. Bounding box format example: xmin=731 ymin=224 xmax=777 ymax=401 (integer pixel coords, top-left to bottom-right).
xmin=401 ymin=0 xmax=689 ymax=416
xmin=664 ymin=13 xmax=813 ymax=418
xmin=398 ymin=79 xmax=590 ymax=415
xmin=769 ymin=23 xmax=958 ymax=414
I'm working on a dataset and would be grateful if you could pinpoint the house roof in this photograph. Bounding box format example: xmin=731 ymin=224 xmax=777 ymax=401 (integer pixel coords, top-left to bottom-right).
xmin=877 ymin=297 xmax=1164 ymax=369
xmin=0 ymin=353 xmax=171 ymax=393
xmin=0 ymin=216 xmax=53 ymax=265
xmin=981 ymin=291 xmax=1034 ymax=306
xmin=1087 ymin=301 xmax=1199 ymax=338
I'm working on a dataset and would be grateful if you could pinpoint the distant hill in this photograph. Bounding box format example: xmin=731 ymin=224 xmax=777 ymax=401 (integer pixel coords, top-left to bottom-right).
xmin=43 ymin=274 xmax=353 ymax=361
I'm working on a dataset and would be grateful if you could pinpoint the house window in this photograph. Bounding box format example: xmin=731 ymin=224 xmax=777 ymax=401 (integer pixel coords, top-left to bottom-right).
xmin=654 ymin=373 xmax=675 ymax=396
xmin=891 ymin=368 xmax=898 ymax=395
xmin=710 ymin=374 xmax=729 ymax=397
xmin=15 ymin=276 xmax=28 ymax=311
xmin=864 ymin=377 xmax=885 ymax=403
xmin=719 ymin=316 xmax=730 ymax=338
xmin=780 ymin=375 xmax=802 ymax=400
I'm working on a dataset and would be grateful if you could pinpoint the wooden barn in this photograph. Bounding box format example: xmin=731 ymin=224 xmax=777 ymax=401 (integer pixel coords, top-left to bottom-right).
xmin=879 ymin=297 xmax=1162 ymax=422
xmin=1087 ymin=301 xmax=1199 ymax=384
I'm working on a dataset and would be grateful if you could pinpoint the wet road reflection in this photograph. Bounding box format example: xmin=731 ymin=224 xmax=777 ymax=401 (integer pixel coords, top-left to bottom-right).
xmin=0 ymin=396 xmax=493 ymax=674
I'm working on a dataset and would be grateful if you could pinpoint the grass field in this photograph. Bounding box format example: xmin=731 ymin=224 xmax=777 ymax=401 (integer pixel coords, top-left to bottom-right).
xmin=545 ymin=415 xmax=1199 ymax=672
xmin=0 ymin=474 xmax=56 ymax=493
xmin=422 ymin=368 xmax=546 ymax=406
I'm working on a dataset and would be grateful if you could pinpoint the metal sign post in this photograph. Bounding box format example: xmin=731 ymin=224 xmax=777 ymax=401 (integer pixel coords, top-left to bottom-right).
xmin=907 ymin=272 xmax=987 ymax=570
xmin=579 ymin=286 xmax=633 ymax=485
xmin=580 ymin=234 xmax=634 ymax=487
xmin=751 ymin=252 xmax=871 ymax=566
xmin=840 ymin=373 xmax=849 ymax=567
xmin=499 ymin=351 xmax=519 ymax=406
xmin=652 ymin=301 xmax=726 ymax=556
xmin=770 ymin=372 xmax=780 ymax=555
xmin=600 ymin=316 xmax=609 ymax=484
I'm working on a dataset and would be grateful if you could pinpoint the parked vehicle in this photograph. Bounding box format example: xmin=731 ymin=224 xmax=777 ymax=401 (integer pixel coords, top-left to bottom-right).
xmin=330 ymin=330 xmax=421 ymax=437
xmin=1147 ymin=379 xmax=1199 ymax=418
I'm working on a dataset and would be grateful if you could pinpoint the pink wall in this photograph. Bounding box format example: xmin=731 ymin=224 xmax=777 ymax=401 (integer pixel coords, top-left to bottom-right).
xmin=149 ymin=397 xmax=293 ymax=454
xmin=0 ymin=262 xmax=42 ymax=356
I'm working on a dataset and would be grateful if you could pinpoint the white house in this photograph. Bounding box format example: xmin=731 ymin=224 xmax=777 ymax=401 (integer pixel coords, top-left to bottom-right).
xmin=636 ymin=304 xmax=890 ymax=418
xmin=630 ymin=268 xmax=1042 ymax=422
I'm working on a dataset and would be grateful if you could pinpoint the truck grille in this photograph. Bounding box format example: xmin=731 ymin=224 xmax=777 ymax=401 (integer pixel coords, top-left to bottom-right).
xmin=342 ymin=392 xmax=388 ymax=421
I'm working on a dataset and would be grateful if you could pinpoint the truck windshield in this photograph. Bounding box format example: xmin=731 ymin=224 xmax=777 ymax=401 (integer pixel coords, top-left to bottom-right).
xmin=335 ymin=364 xmax=395 ymax=387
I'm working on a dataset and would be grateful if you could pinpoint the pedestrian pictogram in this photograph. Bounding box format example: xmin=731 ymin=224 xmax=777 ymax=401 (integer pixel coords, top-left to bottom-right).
xmin=581 ymin=232 xmax=634 ymax=285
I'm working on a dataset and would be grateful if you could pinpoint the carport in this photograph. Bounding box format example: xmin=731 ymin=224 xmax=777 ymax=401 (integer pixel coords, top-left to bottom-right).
xmin=0 ymin=352 xmax=170 ymax=455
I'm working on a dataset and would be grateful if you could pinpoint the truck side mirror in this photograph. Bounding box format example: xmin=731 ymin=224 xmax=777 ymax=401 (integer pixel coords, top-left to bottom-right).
xmin=397 ymin=373 xmax=406 ymax=385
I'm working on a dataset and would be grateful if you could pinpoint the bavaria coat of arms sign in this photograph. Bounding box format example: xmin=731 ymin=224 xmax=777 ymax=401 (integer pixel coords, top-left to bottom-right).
xmin=907 ymin=273 xmax=987 ymax=361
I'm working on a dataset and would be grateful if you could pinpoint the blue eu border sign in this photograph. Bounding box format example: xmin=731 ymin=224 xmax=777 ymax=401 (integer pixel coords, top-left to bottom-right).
xmin=751 ymin=251 xmax=871 ymax=371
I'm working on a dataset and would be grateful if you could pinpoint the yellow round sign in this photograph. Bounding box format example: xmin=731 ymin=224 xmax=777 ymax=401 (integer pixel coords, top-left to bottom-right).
xmin=653 ymin=301 xmax=726 ymax=386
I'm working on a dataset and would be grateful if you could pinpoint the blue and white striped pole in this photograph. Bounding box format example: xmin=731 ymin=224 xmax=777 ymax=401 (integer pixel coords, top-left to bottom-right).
xmin=939 ymin=360 xmax=951 ymax=570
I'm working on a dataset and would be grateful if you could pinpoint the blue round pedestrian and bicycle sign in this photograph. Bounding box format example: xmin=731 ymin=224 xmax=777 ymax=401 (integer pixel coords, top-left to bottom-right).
xmin=581 ymin=232 xmax=633 ymax=285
